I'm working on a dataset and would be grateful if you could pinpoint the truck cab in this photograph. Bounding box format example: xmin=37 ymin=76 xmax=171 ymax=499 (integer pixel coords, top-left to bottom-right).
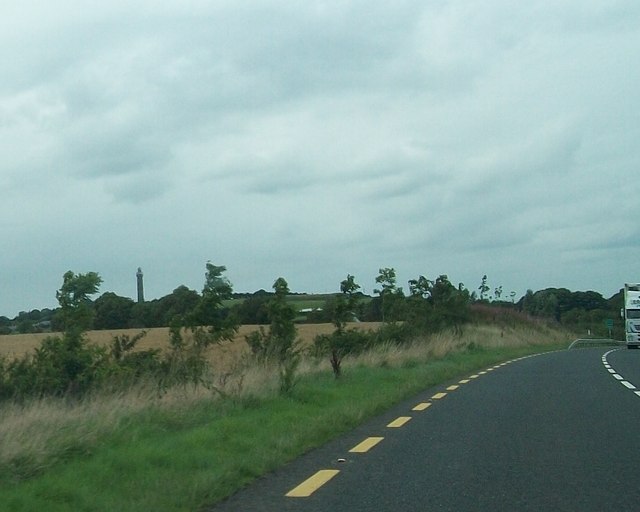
xmin=623 ymin=283 xmax=640 ymax=349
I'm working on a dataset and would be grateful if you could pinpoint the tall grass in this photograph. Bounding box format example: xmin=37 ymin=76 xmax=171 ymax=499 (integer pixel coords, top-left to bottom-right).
xmin=0 ymin=322 xmax=572 ymax=510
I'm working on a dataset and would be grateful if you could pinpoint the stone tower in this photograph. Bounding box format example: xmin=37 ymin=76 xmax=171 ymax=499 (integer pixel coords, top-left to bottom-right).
xmin=136 ymin=267 xmax=144 ymax=303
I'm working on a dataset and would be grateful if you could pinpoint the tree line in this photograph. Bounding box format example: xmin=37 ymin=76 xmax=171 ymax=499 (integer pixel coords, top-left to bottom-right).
xmin=0 ymin=263 xmax=625 ymax=402
xmin=0 ymin=265 xmax=473 ymax=401
xmin=1 ymin=273 xmax=623 ymax=337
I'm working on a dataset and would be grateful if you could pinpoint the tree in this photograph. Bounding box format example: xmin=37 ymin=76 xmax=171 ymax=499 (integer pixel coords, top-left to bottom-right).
xmin=191 ymin=262 xmax=233 ymax=326
xmin=478 ymin=275 xmax=490 ymax=302
xmin=160 ymin=263 xmax=239 ymax=391
xmin=315 ymin=274 xmax=364 ymax=378
xmin=16 ymin=312 xmax=35 ymax=334
xmin=432 ymin=275 xmax=470 ymax=334
xmin=406 ymin=274 xmax=471 ymax=335
xmin=159 ymin=286 xmax=201 ymax=326
xmin=12 ymin=270 xmax=108 ymax=398
xmin=406 ymin=275 xmax=435 ymax=332
xmin=374 ymin=267 xmax=405 ymax=323
xmin=94 ymin=292 xmax=135 ymax=329
xmin=245 ymin=277 xmax=301 ymax=393
xmin=267 ymin=277 xmax=298 ymax=359
xmin=191 ymin=262 xmax=238 ymax=344
xmin=0 ymin=316 xmax=11 ymax=335
xmin=55 ymin=271 xmax=103 ymax=335
xmin=232 ymin=292 xmax=271 ymax=325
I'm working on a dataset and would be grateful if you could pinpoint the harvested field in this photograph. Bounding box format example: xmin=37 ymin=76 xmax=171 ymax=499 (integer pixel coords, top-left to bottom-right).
xmin=0 ymin=323 xmax=382 ymax=366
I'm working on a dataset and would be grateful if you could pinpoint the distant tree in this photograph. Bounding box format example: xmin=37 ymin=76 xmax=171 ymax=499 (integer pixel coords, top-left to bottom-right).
xmin=432 ymin=276 xmax=471 ymax=334
xmin=519 ymin=287 xmax=612 ymax=325
xmin=16 ymin=315 xmax=35 ymax=334
xmin=94 ymin=292 xmax=135 ymax=329
xmin=0 ymin=316 xmax=11 ymax=335
xmin=54 ymin=271 xmax=103 ymax=335
xmin=190 ymin=262 xmax=238 ymax=345
xmin=521 ymin=289 xmax=535 ymax=314
xmin=406 ymin=275 xmax=434 ymax=331
xmin=160 ymin=285 xmax=201 ymax=326
xmin=232 ymin=292 xmax=271 ymax=325
xmin=126 ymin=285 xmax=201 ymax=328
xmin=333 ymin=275 xmax=360 ymax=332
xmin=191 ymin=263 xmax=232 ymax=325
xmin=571 ymin=291 xmax=608 ymax=311
xmin=478 ymin=275 xmax=490 ymax=302
xmin=129 ymin=300 xmax=161 ymax=328
xmin=374 ymin=267 xmax=405 ymax=323
xmin=406 ymin=274 xmax=471 ymax=335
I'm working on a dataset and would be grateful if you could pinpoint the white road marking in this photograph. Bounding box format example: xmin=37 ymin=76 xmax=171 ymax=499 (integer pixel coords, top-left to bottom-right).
xmin=603 ymin=349 xmax=639 ymax=397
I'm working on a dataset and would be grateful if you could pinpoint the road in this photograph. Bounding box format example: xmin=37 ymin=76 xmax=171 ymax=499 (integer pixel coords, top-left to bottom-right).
xmin=208 ymin=348 xmax=640 ymax=511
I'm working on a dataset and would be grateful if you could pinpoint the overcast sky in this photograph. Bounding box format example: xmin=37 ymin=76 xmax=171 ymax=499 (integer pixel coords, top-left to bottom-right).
xmin=2 ymin=1 xmax=639 ymax=317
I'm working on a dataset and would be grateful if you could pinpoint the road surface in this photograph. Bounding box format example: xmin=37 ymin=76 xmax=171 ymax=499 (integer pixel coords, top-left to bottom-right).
xmin=209 ymin=348 xmax=640 ymax=511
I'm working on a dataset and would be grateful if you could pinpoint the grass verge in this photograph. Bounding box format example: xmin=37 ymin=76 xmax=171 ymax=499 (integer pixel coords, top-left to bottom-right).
xmin=0 ymin=331 xmax=568 ymax=511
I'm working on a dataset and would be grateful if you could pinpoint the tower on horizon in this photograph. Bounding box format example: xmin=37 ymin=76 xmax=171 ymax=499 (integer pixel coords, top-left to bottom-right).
xmin=136 ymin=267 xmax=144 ymax=303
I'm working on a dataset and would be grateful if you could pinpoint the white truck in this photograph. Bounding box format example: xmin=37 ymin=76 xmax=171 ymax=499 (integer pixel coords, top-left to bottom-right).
xmin=623 ymin=283 xmax=640 ymax=348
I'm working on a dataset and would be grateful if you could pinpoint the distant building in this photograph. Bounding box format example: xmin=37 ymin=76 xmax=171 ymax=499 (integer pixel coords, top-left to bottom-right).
xmin=136 ymin=267 xmax=145 ymax=303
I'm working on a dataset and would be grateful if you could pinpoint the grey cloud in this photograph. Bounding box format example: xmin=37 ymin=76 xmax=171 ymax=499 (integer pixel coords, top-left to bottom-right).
xmin=240 ymin=166 xmax=319 ymax=195
xmin=67 ymin=128 xmax=172 ymax=180
xmin=1 ymin=0 xmax=639 ymax=315
xmin=104 ymin=172 xmax=172 ymax=204
xmin=230 ymin=3 xmax=424 ymax=94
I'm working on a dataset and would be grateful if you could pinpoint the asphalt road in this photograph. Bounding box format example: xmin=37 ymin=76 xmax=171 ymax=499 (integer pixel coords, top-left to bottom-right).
xmin=208 ymin=348 xmax=640 ymax=511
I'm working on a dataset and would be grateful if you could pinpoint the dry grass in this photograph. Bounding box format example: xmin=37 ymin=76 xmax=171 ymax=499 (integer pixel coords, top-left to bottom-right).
xmin=0 ymin=324 xmax=371 ymax=477
xmin=345 ymin=323 xmax=569 ymax=369
xmin=1 ymin=392 xmax=148 ymax=475
xmin=0 ymin=365 xmax=278 ymax=480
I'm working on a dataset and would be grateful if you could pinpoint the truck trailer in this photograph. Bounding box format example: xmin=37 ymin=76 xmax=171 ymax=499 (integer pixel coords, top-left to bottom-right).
xmin=623 ymin=283 xmax=640 ymax=348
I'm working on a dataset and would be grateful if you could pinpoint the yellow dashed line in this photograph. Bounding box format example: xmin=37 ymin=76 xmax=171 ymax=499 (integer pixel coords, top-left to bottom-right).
xmin=349 ymin=437 xmax=384 ymax=453
xmin=286 ymin=470 xmax=340 ymax=498
xmin=387 ymin=416 xmax=412 ymax=428
xmin=286 ymin=358 xmax=520 ymax=500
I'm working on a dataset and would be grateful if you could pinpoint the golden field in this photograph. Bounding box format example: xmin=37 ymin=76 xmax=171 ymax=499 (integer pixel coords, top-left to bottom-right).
xmin=0 ymin=323 xmax=382 ymax=369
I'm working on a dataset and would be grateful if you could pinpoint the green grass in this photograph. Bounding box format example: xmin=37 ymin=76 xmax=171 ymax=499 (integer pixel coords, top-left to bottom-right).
xmin=0 ymin=338 xmax=565 ymax=512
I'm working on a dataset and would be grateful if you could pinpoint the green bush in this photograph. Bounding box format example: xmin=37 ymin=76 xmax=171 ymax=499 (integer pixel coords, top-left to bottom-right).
xmin=313 ymin=329 xmax=371 ymax=377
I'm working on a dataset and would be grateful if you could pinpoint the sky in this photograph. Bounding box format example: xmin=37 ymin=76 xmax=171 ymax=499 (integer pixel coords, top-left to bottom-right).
xmin=2 ymin=1 xmax=640 ymax=317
